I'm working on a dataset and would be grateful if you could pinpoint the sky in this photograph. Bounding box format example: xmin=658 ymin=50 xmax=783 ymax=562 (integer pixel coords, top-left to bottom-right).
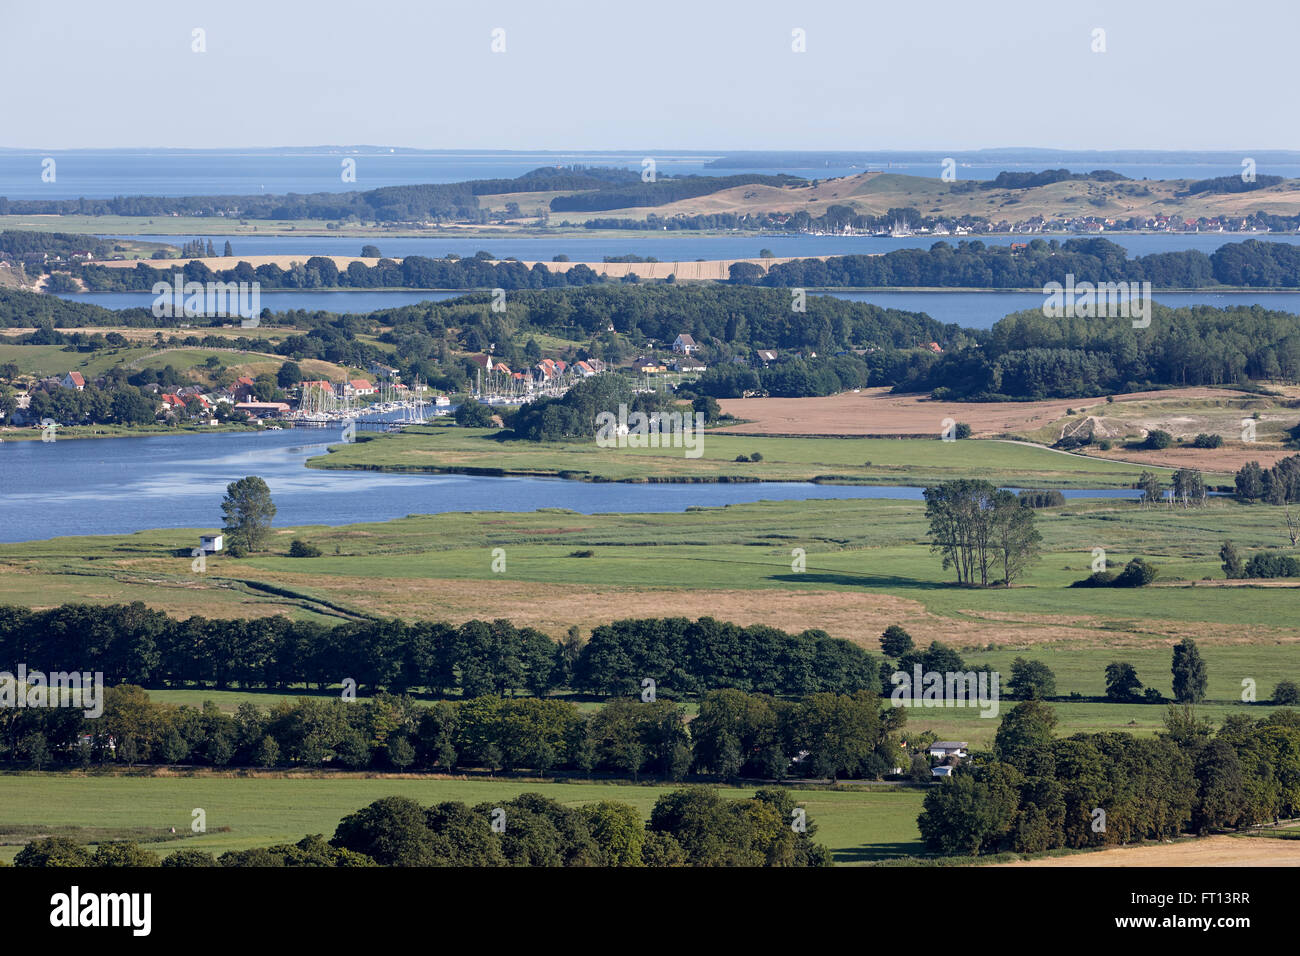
xmin=3 ymin=0 xmax=1298 ymax=151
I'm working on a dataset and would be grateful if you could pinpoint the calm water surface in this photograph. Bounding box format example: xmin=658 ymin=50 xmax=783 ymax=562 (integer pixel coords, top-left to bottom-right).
xmin=0 ymin=429 xmax=1137 ymax=542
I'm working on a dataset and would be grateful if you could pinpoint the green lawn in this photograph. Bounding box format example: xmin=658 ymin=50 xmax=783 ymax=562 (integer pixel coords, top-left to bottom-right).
xmin=0 ymin=773 xmax=926 ymax=866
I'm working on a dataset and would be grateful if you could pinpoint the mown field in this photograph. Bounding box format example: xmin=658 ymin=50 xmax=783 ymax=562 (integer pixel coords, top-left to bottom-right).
xmin=310 ymin=427 xmax=1178 ymax=487
xmin=0 ymin=773 xmax=927 ymax=866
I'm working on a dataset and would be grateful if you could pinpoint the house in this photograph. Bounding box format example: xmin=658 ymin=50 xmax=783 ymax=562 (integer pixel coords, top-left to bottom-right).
xmin=160 ymin=393 xmax=186 ymax=410
xmin=573 ymin=360 xmax=597 ymax=378
xmin=61 ymin=371 xmax=85 ymax=391
xmin=368 ymin=362 xmax=399 ymax=380
xmin=199 ymin=534 xmax=224 ymax=553
xmin=928 ymin=741 xmax=968 ymax=760
xmin=754 ymin=349 xmax=778 ymax=367
xmin=672 ymin=333 xmax=698 ymax=354
xmin=671 ymin=361 xmax=706 ymax=373
xmin=931 ymin=766 xmax=955 ymax=778
xmin=233 ymin=401 xmax=290 ymax=419
xmin=346 ymin=379 xmax=376 ymax=397
xmin=926 ymin=341 xmax=943 ymax=354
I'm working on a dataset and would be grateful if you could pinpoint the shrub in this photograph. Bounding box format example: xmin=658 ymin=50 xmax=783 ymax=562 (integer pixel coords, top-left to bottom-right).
xmin=1097 ymin=440 xmax=1112 ymax=451
xmin=954 ymin=423 xmax=972 ymax=440
xmin=749 ymin=451 xmax=763 ymax=462
xmin=1143 ymin=687 xmax=1164 ymax=703
xmin=1069 ymin=570 xmax=1118 ymax=588
xmin=1113 ymin=557 xmax=1159 ymax=587
xmin=568 ymin=549 xmax=595 ymax=558
xmin=1143 ymin=429 xmax=1173 ymax=450
xmin=1273 ymin=680 xmax=1300 ymax=706
xmin=288 ymin=539 xmax=322 ymax=558
xmin=1243 ymin=552 xmax=1300 ymax=578
xmin=1192 ymin=433 xmax=1223 ymax=449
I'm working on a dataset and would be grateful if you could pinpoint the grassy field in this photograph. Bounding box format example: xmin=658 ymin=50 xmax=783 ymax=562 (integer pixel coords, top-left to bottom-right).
xmin=309 ymin=426 xmax=1176 ymax=487
xmin=0 ymin=773 xmax=927 ymax=865
xmin=0 ymin=341 xmax=352 ymax=384
xmin=3 ymin=490 xmax=1298 ymax=712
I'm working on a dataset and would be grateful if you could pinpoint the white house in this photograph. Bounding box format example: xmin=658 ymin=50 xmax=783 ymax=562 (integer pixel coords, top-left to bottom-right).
xmin=928 ymin=741 xmax=968 ymax=760
xmin=931 ymin=766 xmax=955 ymax=778
xmin=672 ymin=333 xmax=698 ymax=354
xmin=61 ymin=371 xmax=86 ymax=391
xmin=199 ymin=534 xmax=224 ymax=553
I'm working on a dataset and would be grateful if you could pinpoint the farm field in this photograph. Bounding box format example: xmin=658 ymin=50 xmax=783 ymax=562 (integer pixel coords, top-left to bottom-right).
xmin=716 ymin=386 xmax=1298 ymax=466
xmin=3 ymin=491 xmax=1299 ymax=740
xmin=996 ymin=833 xmax=1300 ymax=866
xmin=309 ymin=426 xmax=1174 ymax=487
xmin=0 ymin=773 xmax=927 ymax=866
xmin=5 ymin=496 xmax=1298 ymax=639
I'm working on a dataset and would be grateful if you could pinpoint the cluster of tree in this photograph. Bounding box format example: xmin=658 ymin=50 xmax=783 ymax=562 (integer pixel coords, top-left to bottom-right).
xmin=755 ymin=239 xmax=1300 ymax=291
xmin=1220 ymin=540 xmax=1300 ymax=579
xmin=900 ymin=304 xmax=1300 ymax=399
xmin=0 ymin=229 xmax=114 ymax=266
xmin=1235 ymin=456 xmax=1300 ymax=504
xmin=984 ymin=169 xmax=1127 ymax=190
xmin=918 ymin=700 xmax=1300 ymax=856
xmin=71 ymin=254 xmax=612 ymax=293
xmin=14 ymin=834 xmax=370 ymax=868
xmin=1017 ymin=489 xmax=1066 ymax=508
xmin=690 ymin=352 xmax=891 ymax=399
xmin=1184 ymin=175 xmax=1285 ymax=195
xmin=1104 ymin=640 xmax=1210 ymax=704
xmin=22 ymin=382 xmax=159 ymax=426
xmin=0 ymin=604 xmax=877 ymax=699
xmin=504 ymin=374 xmax=671 ymax=441
xmin=17 ymin=786 xmax=830 ymax=867
xmin=922 ymin=480 xmax=1042 ymax=587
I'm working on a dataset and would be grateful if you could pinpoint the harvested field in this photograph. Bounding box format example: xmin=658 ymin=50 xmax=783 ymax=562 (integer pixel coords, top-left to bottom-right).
xmin=714 ymin=388 xmax=1249 ymax=438
xmin=998 ymin=834 xmax=1300 ymax=867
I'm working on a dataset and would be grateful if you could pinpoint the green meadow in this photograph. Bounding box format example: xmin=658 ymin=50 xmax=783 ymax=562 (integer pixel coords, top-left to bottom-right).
xmin=0 ymin=773 xmax=926 ymax=866
xmin=310 ymin=427 xmax=1182 ymax=487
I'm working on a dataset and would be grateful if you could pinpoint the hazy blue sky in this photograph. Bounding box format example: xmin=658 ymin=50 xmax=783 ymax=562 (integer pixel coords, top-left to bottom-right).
xmin=4 ymin=0 xmax=1296 ymax=150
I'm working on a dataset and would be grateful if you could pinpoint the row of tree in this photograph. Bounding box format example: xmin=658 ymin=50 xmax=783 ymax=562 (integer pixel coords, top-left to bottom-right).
xmin=0 ymin=604 xmax=878 ymax=699
xmin=745 ymin=239 xmax=1300 ymax=291
xmin=0 ymin=683 xmax=903 ymax=785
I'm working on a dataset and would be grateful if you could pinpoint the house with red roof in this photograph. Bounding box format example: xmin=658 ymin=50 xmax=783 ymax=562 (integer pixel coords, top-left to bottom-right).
xmin=61 ymin=371 xmax=86 ymax=391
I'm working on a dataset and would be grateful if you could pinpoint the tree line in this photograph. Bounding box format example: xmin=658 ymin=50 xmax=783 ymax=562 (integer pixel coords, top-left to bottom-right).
xmin=0 ymin=603 xmax=878 ymax=699
xmin=745 ymin=238 xmax=1300 ymax=290
xmin=0 ymin=680 xmax=897 ymax=787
